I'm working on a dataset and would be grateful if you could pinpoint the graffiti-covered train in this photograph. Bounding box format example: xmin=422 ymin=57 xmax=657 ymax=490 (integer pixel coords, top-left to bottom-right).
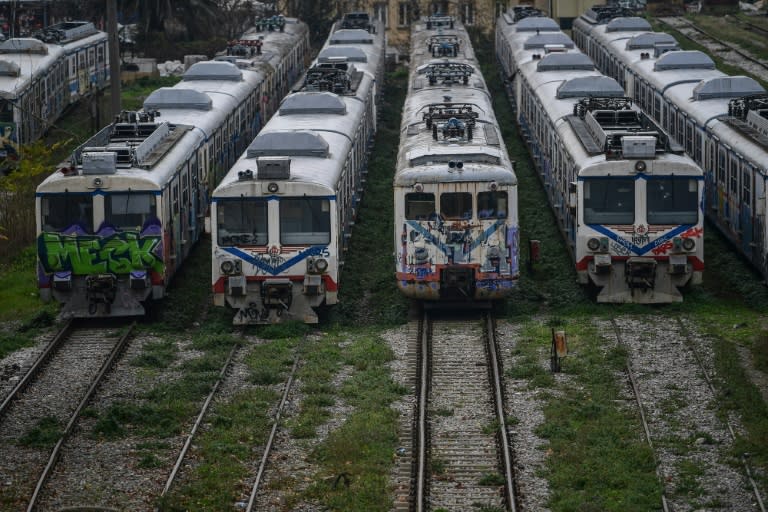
xmin=496 ymin=12 xmax=704 ymax=303
xmin=35 ymin=16 xmax=310 ymax=317
xmin=210 ymin=12 xmax=384 ymax=324
xmin=0 ymin=21 xmax=109 ymax=161
xmin=573 ymin=9 xmax=768 ymax=286
xmin=393 ymin=14 xmax=520 ymax=303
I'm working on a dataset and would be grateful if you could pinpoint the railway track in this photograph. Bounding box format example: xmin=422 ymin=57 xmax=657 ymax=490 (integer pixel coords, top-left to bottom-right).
xmin=657 ymin=16 xmax=768 ymax=82
xmin=395 ymin=311 xmax=518 ymax=511
xmin=608 ymin=316 xmax=765 ymax=511
xmin=0 ymin=320 xmax=134 ymax=510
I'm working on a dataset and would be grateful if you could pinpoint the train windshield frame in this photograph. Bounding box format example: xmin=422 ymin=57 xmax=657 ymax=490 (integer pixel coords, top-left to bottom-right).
xmin=217 ymin=198 xmax=268 ymax=246
xmin=477 ymin=191 xmax=508 ymax=219
xmin=280 ymin=197 xmax=331 ymax=245
xmin=583 ymin=178 xmax=635 ymax=225
xmin=105 ymin=192 xmax=158 ymax=231
xmin=646 ymin=177 xmax=699 ymax=225
xmin=405 ymin=192 xmax=435 ymax=220
xmin=41 ymin=193 xmax=94 ymax=233
xmin=440 ymin=192 xmax=472 ymax=220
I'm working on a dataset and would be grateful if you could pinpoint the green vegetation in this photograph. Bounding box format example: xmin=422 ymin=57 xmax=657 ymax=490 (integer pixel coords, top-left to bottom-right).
xmin=18 ymin=416 xmax=62 ymax=448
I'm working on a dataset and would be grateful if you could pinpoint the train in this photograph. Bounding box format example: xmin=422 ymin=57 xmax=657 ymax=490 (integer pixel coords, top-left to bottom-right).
xmin=496 ymin=11 xmax=705 ymax=303
xmin=35 ymin=15 xmax=310 ymax=317
xmin=573 ymin=8 xmax=768 ymax=284
xmin=393 ymin=14 xmax=520 ymax=303
xmin=210 ymin=12 xmax=385 ymax=325
xmin=0 ymin=21 xmax=108 ymax=161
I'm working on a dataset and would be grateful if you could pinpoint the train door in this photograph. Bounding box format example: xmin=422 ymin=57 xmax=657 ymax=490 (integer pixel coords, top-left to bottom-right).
xmin=728 ymin=154 xmax=741 ymax=237
xmin=190 ymin=153 xmax=201 ymax=241
xmin=741 ymin=163 xmax=754 ymax=259
xmin=171 ymin=176 xmax=182 ymax=273
xmin=181 ymin=163 xmax=191 ymax=259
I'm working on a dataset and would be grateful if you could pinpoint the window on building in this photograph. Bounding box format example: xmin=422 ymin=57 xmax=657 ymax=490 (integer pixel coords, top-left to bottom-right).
xmin=460 ymin=2 xmax=474 ymax=24
xmin=398 ymin=2 xmax=410 ymax=25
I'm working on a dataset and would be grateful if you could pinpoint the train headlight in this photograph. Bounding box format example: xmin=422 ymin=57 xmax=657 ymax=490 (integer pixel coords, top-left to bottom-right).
xmin=267 ymin=182 xmax=279 ymax=193
xmin=489 ymin=181 xmax=498 ymax=191
xmin=634 ymin=161 xmax=647 ymax=172
xmin=682 ymin=238 xmax=695 ymax=251
xmin=587 ymin=237 xmax=600 ymax=251
xmin=220 ymin=260 xmax=242 ymax=275
xmin=673 ymin=237 xmax=683 ymax=252
xmin=414 ymin=183 xmax=423 ymax=192
xmin=308 ymin=257 xmax=328 ymax=274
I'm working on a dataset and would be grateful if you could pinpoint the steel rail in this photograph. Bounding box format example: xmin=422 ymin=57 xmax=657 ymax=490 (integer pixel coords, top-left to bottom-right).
xmin=0 ymin=319 xmax=73 ymax=419
xmin=484 ymin=313 xmax=518 ymax=512
xmin=245 ymin=354 xmax=301 ymax=512
xmin=414 ymin=312 xmax=430 ymax=512
xmin=160 ymin=342 xmax=241 ymax=498
xmin=27 ymin=322 xmax=136 ymax=512
xmin=675 ymin=317 xmax=766 ymax=512
xmin=610 ymin=319 xmax=671 ymax=512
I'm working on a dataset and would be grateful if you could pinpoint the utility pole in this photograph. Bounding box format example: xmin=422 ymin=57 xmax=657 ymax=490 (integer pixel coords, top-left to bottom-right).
xmin=107 ymin=0 xmax=121 ymax=118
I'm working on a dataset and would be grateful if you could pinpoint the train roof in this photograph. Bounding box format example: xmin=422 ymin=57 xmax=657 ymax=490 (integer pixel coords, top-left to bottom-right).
xmin=0 ymin=40 xmax=64 ymax=98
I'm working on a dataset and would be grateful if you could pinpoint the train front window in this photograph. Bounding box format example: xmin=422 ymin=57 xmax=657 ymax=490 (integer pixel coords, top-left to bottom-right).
xmin=647 ymin=178 xmax=698 ymax=225
xmin=583 ymin=179 xmax=634 ymax=224
xmin=280 ymin=198 xmax=330 ymax=245
xmin=477 ymin=191 xmax=508 ymax=219
xmin=105 ymin=193 xmax=157 ymax=231
xmin=405 ymin=192 xmax=435 ymax=220
xmin=440 ymin=192 xmax=472 ymax=220
xmin=217 ymin=200 xmax=268 ymax=246
xmin=41 ymin=194 xmax=93 ymax=233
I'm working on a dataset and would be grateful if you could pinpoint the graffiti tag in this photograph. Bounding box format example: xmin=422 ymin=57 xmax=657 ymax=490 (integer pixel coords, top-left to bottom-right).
xmin=38 ymin=232 xmax=164 ymax=274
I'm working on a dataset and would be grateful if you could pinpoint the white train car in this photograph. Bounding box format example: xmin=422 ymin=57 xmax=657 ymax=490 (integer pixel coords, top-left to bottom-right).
xmin=0 ymin=21 xmax=108 ymax=160
xmin=35 ymin=17 xmax=310 ymax=318
xmin=394 ymin=15 xmax=520 ymax=303
xmin=574 ymin=9 xmax=768 ymax=282
xmin=210 ymin=14 xmax=384 ymax=324
xmin=497 ymin=12 xmax=705 ymax=302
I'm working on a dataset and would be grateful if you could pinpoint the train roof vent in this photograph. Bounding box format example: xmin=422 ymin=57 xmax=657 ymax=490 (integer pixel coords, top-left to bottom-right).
xmin=183 ymin=60 xmax=243 ymax=81
xmin=654 ymin=44 xmax=679 ymax=58
xmin=523 ymin=33 xmax=574 ymax=50
xmin=0 ymin=38 xmax=48 ymax=54
xmin=537 ymin=53 xmax=594 ymax=72
xmin=257 ymin=156 xmax=291 ymax=180
xmin=318 ymin=46 xmax=368 ymax=63
xmin=330 ymin=29 xmax=374 ymax=45
xmin=626 ymin=32 xmax=677 ymax=50
xmin=557 ymin=76 xmax=624 ymax=99
xmin=81 ymin=152 xmax=117 ymax=175
xmin=693 ymin=76 xmax=765 ymax=101
xmin=247 ymin=131 xmax=329 ymax=158
xmin=279 ymin=92 xmax=346 ymax=115
xmin=654 ymin=51 xmax=714 ymax=71
xmin=621 ymin=136 xmax=657 ymax=158
xmin=34 ymin=21 xmax=98 ymax=44
xmin=515 ymin=16 xmax=560 ymax=32
xmin=143 ymin=88 xmax=213 ymax=110
xmin=0 ymin=60 xmax=20 ymax=76
xmin=605 ymin=17 xmax=651 ymax=32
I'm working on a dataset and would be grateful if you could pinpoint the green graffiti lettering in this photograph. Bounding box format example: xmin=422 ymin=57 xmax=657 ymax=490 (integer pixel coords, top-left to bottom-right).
xmin=38 ymin=232 xmax=164 ymax=275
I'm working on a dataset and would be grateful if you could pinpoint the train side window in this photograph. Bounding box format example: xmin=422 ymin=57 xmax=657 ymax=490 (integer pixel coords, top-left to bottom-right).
xmin=406 ymin=192 xmax=435 ymax=220
xmin=280 ymin=198 xmax=331 ymax=245
xmin=440 ymin=192 xmax=472 ymax=220
xmin=717 ymin=147 xmax=726 ymax=185
xmin=646 ymin=178 xmax=698 ymax=225
xmin=41 ymin=194 xmax=93 ymax=233
xmin=729 ymin=155 xmax=739 ymax=194
xmin=217 ymin=199 xmax=268 ymax=246
xmin=0 ymin=100 xmax=13 ymax=122
xmin=105 ymin=193 xmax=158 ymax=231
xmin=583 ymin=179 xmax=634 ymax=225
xmin=477 ymin=191 xmax=508 ymax=219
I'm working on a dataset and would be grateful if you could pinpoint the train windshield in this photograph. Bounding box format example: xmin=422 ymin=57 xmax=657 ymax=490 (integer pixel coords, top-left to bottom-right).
xmin=405 ymin=192 xmax=435 ymax=220
xmin=441 ymin=192 xmax=472 ymax=220
xmin=583 ymin=179 xmax=635 ymax=224
xmin=477 ymin=191 xmax=508 ymax=219
xmin=280 ymin=198 xmax=331 ymax=245
xmin=217 ymin=199 xmax=268 ymax=246
xmin=646 ymin=178 xmax=698 ymax=225
xmin=105 ymin=193 xmax=158 ymax=231
xmin=41 ymin=194 xmax=94 ymax=233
